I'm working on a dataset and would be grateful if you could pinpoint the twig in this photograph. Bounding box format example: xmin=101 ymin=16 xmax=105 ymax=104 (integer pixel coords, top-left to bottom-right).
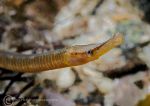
xmin=91 ymin=0 xmax=104 ymax=15
xmin=103 ymin=59 xmax=148 ymax=79
xmin=16 ymin=80 xmax=35 ymax=98
xmin=2 ymin=73 xmax=23 ymax=95
xmin=0 ymin=76 xmax=33 ymax=82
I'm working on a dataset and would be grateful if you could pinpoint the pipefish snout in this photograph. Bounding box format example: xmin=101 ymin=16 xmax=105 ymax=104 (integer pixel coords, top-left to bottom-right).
xmin=0 ymin=33 xmax=124 ymax=73
xmin=66 ymin=33 xmax=124 ymax=66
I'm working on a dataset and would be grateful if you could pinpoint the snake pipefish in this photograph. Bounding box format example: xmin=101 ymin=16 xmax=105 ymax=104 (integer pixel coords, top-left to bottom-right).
xmin=0 ymin=33 xmax=124 ymax=73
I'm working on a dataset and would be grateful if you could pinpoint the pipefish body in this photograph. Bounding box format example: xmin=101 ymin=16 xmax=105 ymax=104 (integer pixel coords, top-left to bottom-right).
xmin=0 ymin=33 xmax=124 ymax=73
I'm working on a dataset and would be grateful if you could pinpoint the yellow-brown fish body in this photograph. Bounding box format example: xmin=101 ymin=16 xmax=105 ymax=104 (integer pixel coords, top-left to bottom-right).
xmin=0 ymin=33 xmax=124 ymax=73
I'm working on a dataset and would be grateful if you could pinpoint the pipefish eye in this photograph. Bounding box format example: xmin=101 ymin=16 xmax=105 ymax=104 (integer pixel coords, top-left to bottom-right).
xmin=87 ymin=50 xmax=93 ymax=55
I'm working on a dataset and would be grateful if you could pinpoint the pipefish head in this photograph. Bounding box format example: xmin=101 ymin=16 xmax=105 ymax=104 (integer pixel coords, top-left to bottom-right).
xmin=65 ymin=33 xmax=124 ymax=66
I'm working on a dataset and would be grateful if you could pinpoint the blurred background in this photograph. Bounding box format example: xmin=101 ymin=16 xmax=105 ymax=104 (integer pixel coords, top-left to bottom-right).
xmin=0 ymin=0 xmax=150 ymax=106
